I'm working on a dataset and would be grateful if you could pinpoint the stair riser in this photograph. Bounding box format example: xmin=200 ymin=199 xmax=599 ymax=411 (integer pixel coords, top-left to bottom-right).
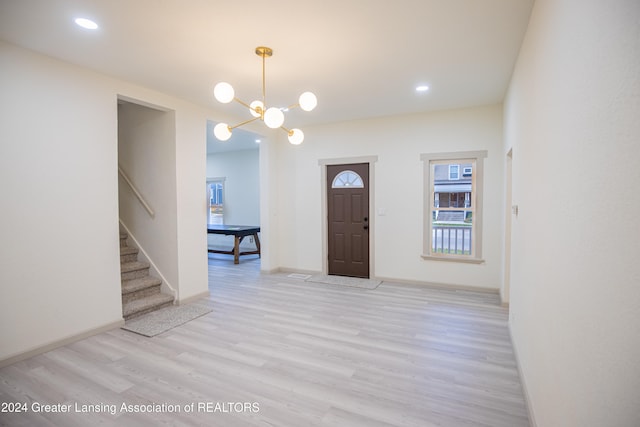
xmin=120 ymin=253 xmax=138 ymax=263
xmin=122 ymin=284 xmax=162 ymax=305
xmin=121 ymin=267 xmax=150 ymax=281
xmin=120 ymin=237 xmax=128 ymax=248
xmin=124 ymin=300 xmax=173 ymax=321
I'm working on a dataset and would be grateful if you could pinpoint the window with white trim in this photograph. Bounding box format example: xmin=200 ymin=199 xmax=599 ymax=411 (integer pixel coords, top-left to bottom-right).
xmin=421 ymin=151 xmax=487 ymax=263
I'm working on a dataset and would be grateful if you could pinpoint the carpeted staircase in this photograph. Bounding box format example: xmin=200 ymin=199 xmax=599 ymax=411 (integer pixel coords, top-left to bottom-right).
xmin=120 ymin=232 xmax=173 ymax=320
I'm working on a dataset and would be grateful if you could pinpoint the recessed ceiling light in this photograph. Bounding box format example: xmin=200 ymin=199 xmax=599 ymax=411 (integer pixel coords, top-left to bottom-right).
xmin=416 ymin=85 xmax=430 ymax=92
xmin=255 ymin=139 xmax=261 ymax=144
xmin=75 ymin=18 xmax=98 ymax=30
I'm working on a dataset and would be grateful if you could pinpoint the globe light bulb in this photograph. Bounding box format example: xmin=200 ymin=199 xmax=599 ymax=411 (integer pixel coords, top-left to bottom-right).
xmin=249 ymin=100 xmax=264 ymax=118
xmin=264 ymin=107 xmax=285 ymax=129
xmin=288 ymin=128 xmax=304 ymax=145
xmin=213 ymin=82 xmax=234 ymax=104
xmin=299 ymin=91 xmax=317 ymax=111
xmin=213 ymin=123 xmax=232 ymax=141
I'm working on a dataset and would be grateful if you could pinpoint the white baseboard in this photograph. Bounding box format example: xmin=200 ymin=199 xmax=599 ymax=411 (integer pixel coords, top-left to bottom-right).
xmin=178 ymin=291 xmax=210 ymax=305
xmin=0 ymin=319 xmax=125 ymax=368
xmin=269 ymin=269 xmax=499 ymax=295
xmin=509 ymin=323 xmax=538 ymax=427
xmin=375 ymin=275 xmax=499 ymax=295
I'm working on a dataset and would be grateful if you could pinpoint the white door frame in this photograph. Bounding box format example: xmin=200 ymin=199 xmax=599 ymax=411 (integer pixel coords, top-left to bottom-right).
xmin=502 ymin=148 xmax=513 ymax=306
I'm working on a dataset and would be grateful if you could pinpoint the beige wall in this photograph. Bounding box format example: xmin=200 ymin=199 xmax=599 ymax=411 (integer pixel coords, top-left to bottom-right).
xmin=266 ymin=105 xmax=505 ymax=289
xmin=0 ymin=41 xmax=210 ymax=362
xmin=505 ymin=0 xmax=640 ymax=425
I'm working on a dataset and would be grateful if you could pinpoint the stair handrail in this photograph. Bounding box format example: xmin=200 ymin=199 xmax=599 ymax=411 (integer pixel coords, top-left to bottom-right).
xmin=118 ymin=164 xmax=155 ymax=218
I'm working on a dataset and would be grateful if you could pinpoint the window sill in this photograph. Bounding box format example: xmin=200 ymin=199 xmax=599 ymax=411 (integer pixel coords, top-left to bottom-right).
xmin=421 ymin=254 xmax=485 ymax=264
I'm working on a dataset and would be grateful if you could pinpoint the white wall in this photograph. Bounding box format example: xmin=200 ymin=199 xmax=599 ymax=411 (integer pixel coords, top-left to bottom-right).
xmin=0 ymin=41 xmax=210 ymax=363
xmin=206 ymin=149 xmax=260 ymax=225
xmin=0 ymin=42 xmax=122 ymax=362
xmin=259 ymin=136 xmax=280 ymax=273
xmin=504 ymin=1 xmax=640 ymax=426
xmin=174 ymin=107 xmax=211 ymax=301
xmin=206 ymin=149 xmax=260 ymax=250
xmin=272 ymin=105 xmax=504 ymax=289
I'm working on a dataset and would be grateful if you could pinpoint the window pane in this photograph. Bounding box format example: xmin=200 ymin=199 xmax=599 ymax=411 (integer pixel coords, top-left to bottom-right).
xmin=432 ymin=210 xmax=473 ymax=255
xmin=332 ymin=170 xmax=364 ymax=188
xmin=429 ymin=158 xmax=477 ymax=257
xmin=207 ymin=181 xmax=224 ymax=225
xmin=449 ymin=164 xmax=459 ymax=180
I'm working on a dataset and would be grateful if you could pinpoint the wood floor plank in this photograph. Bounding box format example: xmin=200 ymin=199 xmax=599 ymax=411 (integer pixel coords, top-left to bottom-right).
xmin=0 ymin=255 xmax=529 ymax=426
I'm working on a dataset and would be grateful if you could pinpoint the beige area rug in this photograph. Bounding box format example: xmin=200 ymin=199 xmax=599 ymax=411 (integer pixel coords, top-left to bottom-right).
xmin=122 ymin=303 xmax=212 ymax=337
xmin=305 ymin=274 xmax=382 ymax=290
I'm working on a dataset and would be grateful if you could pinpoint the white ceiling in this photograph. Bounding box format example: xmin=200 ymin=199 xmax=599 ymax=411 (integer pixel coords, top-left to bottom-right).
xmin=0 ymin=0 xmax=534 ymax=152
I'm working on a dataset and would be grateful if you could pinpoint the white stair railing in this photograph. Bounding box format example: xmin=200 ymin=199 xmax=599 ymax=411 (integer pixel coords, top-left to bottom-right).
xmin=118 ymin=164 xmax=155 ymax=218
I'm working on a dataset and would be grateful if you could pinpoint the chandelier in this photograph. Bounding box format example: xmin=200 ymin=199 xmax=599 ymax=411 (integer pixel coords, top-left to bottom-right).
xmin=213 ymin=46 xmax=317 ymax=145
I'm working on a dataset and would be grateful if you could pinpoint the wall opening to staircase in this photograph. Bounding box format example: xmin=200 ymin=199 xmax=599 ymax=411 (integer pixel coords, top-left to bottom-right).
xmin=117 ymin=97 xmax=178 ymax=316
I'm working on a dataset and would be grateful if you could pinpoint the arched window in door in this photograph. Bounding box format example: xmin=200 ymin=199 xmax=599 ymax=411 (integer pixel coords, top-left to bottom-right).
xmin=331 ymin=170 xmax=364 ymax=188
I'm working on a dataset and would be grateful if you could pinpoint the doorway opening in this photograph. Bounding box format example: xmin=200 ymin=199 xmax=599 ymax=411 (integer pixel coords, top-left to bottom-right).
xmin=206 ymin=122 xmax=262 ymax=267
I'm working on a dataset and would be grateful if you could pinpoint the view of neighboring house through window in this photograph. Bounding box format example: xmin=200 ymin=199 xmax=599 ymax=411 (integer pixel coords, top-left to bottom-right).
xmin=434 ymin=161 xmax=474 ymax=254
xmin=421 ymin=151 xmax=487 ymax=262
xmin=207 ymin=179 xmax=225 ymax=225
xmin=449 ymin=164 xmax=460 ymax=180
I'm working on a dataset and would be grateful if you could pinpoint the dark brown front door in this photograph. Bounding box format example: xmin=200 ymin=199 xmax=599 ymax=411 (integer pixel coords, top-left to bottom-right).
xmin=327 ymin=163 xmax=370 ymax=278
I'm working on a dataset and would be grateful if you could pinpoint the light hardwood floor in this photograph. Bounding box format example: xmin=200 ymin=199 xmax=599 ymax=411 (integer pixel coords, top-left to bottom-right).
xmin=0 ymin=255 xmax=529 ymax=426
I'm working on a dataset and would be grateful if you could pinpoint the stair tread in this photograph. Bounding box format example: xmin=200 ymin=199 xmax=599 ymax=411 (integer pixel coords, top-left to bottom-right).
xmin=123 ymin=293 xmax=173 ymax=317
xmin=120 ymin=261 xmax=150 ymax=273
xmin=122 ymin=276 xmax=162 ymax=295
